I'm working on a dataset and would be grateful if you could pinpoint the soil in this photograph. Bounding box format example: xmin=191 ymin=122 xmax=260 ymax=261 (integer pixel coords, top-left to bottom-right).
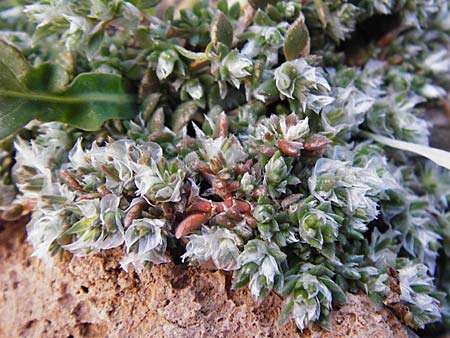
xmin=0 ymin=222 xmax=408 ymax=338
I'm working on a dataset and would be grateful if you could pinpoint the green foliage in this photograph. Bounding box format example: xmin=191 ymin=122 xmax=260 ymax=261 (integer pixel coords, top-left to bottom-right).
xmin=283 ymin=14 xmax=310 ymax=60
xmin=0 ymin=40 xmax=135 ymax=139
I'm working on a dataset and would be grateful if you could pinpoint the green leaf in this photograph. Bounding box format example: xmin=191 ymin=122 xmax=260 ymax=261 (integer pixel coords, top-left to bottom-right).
xmin=211 ymin=11 xmax=233 ymax=48
xmin=254 ymin=78 xmax=279 ymax=102
xmin=229 ymin=2 xmax=241 ymax=20
xmin=283 ymin=15 xmax=310 ymax=61
xmin=319 ymin=277 xmax=347 ymax=305
xmin=163 ymin=6 xmax=175 ymax=21
xmin=0 ymin=41 xmax=136 ymax=139
xmin=171 ymin=101 xmax=199 ymax=132
xmin=217 ymin=0 xmax=228 ymax=14
xmin=129 ymin=0 xmax=162 ymax=9
xmin=232 ymin=272 xmax=250 ymax=289
xmin=248 ymin=0 xmax=277 ymax=10
xmin=361 ymin=131 xmax=450 ymax=171
xmin=278 ymin=299 xmax=294 ymax=324
xmin=142 ymin=92 xmax=162 ymax=122
xmin=40 ymin=73 xmax=136 ymax=130
xmin=278 ymin=278 xmax=297 ymax=296
xmin=313 ymin=0 xmax=328 ymax=28
xmin=149 ymin=107 xmax=165 ymax=132
xmin=254 ymin=10 xmax=275 ymax=26
xmin=24 ymin=63 xmax=69 ymax=93
xmin=174 ymin=46 xmax=211 ymax=61
xmin=0 ymin=39 xmax=29 ymax=81
xmin=86 ymin=23 xmax=105 ymax=61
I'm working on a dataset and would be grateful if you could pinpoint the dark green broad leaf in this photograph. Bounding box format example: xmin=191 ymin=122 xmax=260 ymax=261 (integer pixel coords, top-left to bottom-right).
xmin=0 ymin=40 xmax=136 ymax=140
xmin=283 ymin=15 xmax=310 ymax=61
xmin=211 ymin=11 xmax=233 ymax=48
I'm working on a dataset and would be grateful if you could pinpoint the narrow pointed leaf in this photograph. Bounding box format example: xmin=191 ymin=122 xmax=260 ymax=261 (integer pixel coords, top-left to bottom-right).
xmin=361 ymin=131 xmax=450 ymax=170
xmin=278 ymin=299 xmax=294 ymax=324
xmin=313 ymin=0 xmax=328 ymax=28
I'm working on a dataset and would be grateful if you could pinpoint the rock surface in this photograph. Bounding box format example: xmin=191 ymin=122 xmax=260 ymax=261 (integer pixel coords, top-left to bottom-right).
xmin=0 ymin=223 xmax=407 ymax=338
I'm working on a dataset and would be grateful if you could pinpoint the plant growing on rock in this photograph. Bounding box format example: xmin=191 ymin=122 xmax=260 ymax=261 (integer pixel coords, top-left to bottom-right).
xmin=0 ymin=0 xmax=450 ymax=334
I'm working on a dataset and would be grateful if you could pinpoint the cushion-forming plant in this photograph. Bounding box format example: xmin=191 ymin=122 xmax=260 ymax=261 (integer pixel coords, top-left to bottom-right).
xmin=0 ymin=0 xmax=450 ymax=333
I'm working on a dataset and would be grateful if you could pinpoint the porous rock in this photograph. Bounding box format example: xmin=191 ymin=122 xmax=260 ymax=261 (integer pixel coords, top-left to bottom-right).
xmin=0 ymin=224 xmax=407 ymax=338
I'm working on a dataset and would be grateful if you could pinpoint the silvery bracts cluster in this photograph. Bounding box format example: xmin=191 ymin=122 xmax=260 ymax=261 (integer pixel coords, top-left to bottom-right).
xmin=1 ymin=0 xmax=450 ymax=333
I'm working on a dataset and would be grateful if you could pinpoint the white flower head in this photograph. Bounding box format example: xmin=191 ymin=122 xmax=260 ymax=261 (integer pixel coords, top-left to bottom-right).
xmin=181 ymin=227 xmax=241 ymax=271
xmin=221 ymin=50 xmax=252 ymax=88
xmin=121 ymin=218 xmax=169 ymax=271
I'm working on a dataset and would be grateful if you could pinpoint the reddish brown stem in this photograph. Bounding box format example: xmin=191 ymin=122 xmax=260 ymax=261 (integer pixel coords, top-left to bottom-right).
xmin=187 ymin=199 xmax=213 ymax=214
xmin=124 ymin=200 xmax=146 ymax=227
xmin=216 ymin=112 xmax=228 ymax=138
xmin=175 ymin=213 xmax=210 ymax=238
xmin=61 ymin=170 xmax=83 ymax=191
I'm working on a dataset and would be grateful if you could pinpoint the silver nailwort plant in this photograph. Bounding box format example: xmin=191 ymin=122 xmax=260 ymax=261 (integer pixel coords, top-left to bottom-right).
xmin=1 ymin=0 xmax=450 ymax=334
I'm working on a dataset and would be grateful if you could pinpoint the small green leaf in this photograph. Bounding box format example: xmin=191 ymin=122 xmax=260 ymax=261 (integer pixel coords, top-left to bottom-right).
xmin=283 ymin=15 xmax=310 ymax=61
xmin=163 ymin=6 xmax=175 ymax=21
xmin=232 ymin=273 xmax=249 ymax=289
xmin=266 ymin=5 xmax=282 ymax=21
xmin=65 ymin=219 xmax=91 ymax=235
xmin=86 ymin=23 xmax=105 ymax=61
xmin=248 ymin=0 xmax=277 ymax=10
xmin=142 ymin=92 xmax=162 ymax=122
xmin=174 ymin=46 xmax=211 ymax=61
xmin=171 ymin=101 xmax=199 ymax=132
xmin=211 ymin=11 xmax=233 ymax=48
xmin=278 ymin=299 xmax=294 ymax=324
xmin=129 ymin=0 xmax=161 ymax=9
xmin=319 ymin=277 xmax=347 ymax=305
xmin=254 ymin=78 xmax=279 ymax=102
xmin=229 ymin=2 xmax=241 ymax=20
xmin=217 ymin=0 xmax=228 ymax=14
xmin=254 ymin=9 xmax=275 ymax=26
xmin=149 ymin=107 xmax=165 ymax=132
xmin=0 ymin=41 xmax=136 ymax=139
xmin=278 ymin=278 xmax=297 ymax=296
xmin=313 ymin=0 xmax=328 ymax=28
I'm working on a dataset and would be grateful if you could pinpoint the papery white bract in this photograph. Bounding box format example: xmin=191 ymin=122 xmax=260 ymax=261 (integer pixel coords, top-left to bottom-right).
xmin=181 ymin=227 xmax=241 ymax=270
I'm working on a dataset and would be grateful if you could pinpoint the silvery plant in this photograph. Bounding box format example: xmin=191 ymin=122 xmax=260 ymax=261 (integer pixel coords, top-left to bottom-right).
xmin=0 ymin=0 xmax=449 ymax=333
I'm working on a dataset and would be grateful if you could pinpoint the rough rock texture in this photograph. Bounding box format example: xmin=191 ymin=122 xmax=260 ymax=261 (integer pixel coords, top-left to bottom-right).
xmin=0 ymin=223 xmax=407 ymax=338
